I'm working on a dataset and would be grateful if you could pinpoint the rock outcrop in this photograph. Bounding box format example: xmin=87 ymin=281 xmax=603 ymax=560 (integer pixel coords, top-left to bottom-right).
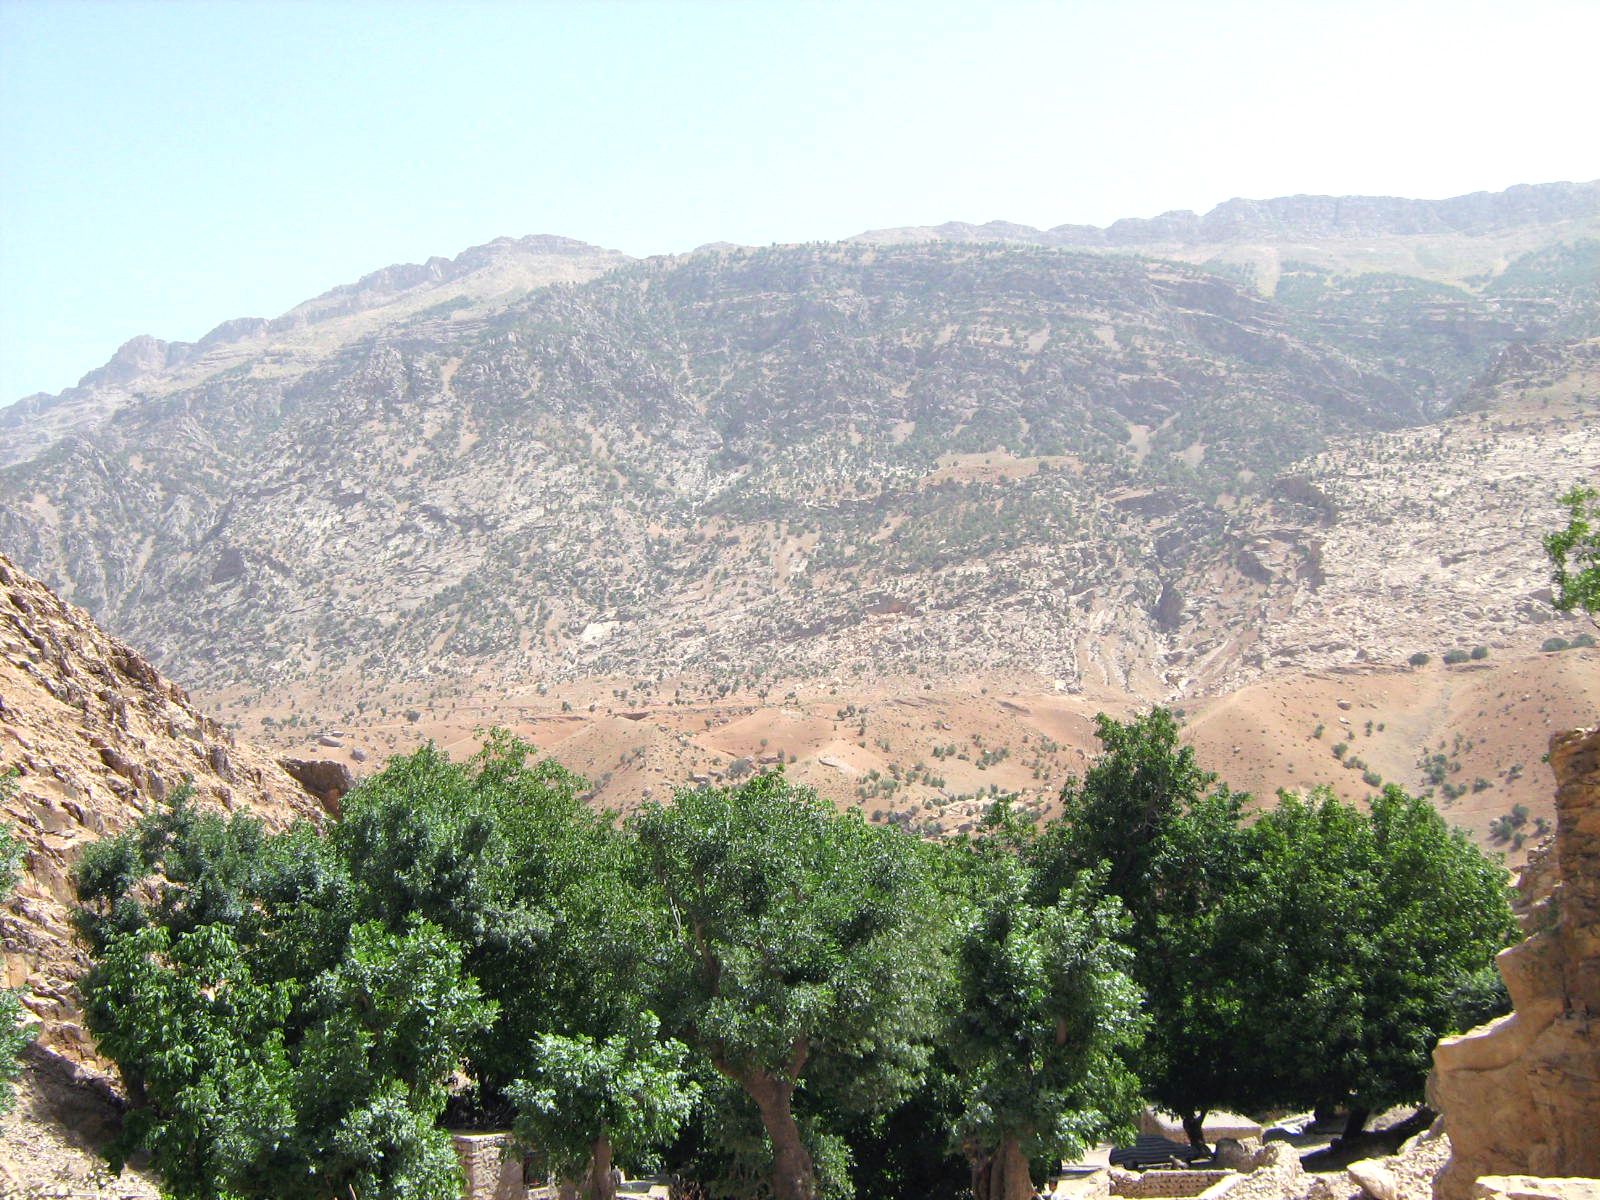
xmin=278 ymin=756 xmax=356 ymax=815
xmin=0 ymin=551 xmax=323 ymax=1193
xmin=1429 ymin=725 xmax=1600 ymax=1198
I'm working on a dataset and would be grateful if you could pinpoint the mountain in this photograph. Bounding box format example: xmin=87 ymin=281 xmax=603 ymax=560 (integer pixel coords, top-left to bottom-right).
xmin=854 ymin=180 xmax=1600 ymax=293
xmin=0 ymin=234 xmax=630 ymax=468
xmin=0 ymin=181 xmax=1595 ymax=842
xmin=855 ymin=180 xmax=1600 ymax=248
xmin=0 ymin=552 xmax=323 ymax=1194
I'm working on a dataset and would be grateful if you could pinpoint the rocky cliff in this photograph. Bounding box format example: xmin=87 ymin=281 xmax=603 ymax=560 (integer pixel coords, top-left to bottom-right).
xmin=0 ymin=551 xmax=322 ymax=1063
xmin=0 ymin=552 xmax=327 ymax=1194
xmin=1429 ymin=724 xmax=1600 ymax=1197
xmin=853 ymin=180 xmax=1600 ymax=249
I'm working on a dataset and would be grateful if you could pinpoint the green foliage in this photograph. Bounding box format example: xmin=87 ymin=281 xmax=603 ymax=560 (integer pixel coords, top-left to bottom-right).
xmin=633 ymin=772 xmax=942 ymax=1200
xmin=1029 ymin=710 xmax=1257 ymax=1130
xmin=73 ymin=775 xmax=490 ymax=1199
xmin=77 ymin=825 xmax=490 ymax=1200
xmin=945 ymin=849 xmax=1145 ymax=1170
xmin=1408 ymin=651 xmax=1431 ymax=667
xmin=1 ymin=773 xmax=34 ymax=1113
xmin=510 ymin=1011 xmax=698 ymax=1187
xmin=66 ymin=723 xmax=1516 ymax=1198
xmin=1223 ymin=786 xmax=1515 ymax=1113
xmin=1544 ymin=484 xmax=1600 ymax=619
xmin=1443 ymin=964 xmax=1511 ymax=1035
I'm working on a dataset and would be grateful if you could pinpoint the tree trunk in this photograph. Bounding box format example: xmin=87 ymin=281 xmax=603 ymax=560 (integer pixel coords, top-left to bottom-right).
xmin=744 ymin=1071 xmax=817 ymax=1200
xmin=584 ymin=1134 xmax=618 ymax=1200
xmin=992 ymin=1136 xmax=1034 ymax=1200
xmin=969 ymin=1146 xmax=993 ymax=1200
xmin=1342 ymin=1106 xmax=1370 ymax=1141
xmin=1181 ymin=1110 xmax=1209 ymax=1154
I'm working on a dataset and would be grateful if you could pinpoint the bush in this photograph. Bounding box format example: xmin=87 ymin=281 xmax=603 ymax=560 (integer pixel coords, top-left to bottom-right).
xmin=1 ymin=789 xmax=33 ymax=1113
xmin=1541 ymin=637 xmax=1570 ymax=653
xmin=1470 ymin=645 xmax=1489 ymax=661
xmin=1408 ymin=652 xmax=1431 ymax=667
xmin=1574 ymin=633 xmax=1598 ymax=649
xmin=1442 ymin=649 xmax=1471 ymax=665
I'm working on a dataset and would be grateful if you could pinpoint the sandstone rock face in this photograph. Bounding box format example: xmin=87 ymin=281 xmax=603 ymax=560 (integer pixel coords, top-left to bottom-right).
xmin=278 ymin=756 xmax=356 ymax=814
xmin=1430 ymin=725 xmax=1600 ymax=1198
xmin=0 ymin=552 xmax=325 ymax=1194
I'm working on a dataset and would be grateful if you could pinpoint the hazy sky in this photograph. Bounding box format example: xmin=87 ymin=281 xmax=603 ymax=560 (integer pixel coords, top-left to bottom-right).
xmin=2 ymin=0 xmax=1597 ymax=404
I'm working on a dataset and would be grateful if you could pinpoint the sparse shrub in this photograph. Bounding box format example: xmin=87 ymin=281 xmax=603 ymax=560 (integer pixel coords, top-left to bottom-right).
xmin=1442 ymin=649 xmax=1471 ymax=665
xmin=1541 ymin=637 xmax=1570 ymax=653
xmin=1470 ymin=645 xmax=1489 ymax=661
xmin=1409 ymin=652 xmax=1431 ymax=667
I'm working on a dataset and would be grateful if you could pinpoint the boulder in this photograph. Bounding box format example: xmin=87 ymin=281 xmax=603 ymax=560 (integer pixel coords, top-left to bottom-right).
xmin=1349 ymin=1161 xmax=1400 ymax=1200
xmin=1429 ymin=725 xmax=1600 ymax=1198
xmin=278 ymin=757 xmax=355 ymax=815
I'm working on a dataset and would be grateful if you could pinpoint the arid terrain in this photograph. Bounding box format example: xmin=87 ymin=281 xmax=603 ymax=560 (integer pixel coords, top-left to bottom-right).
xmin=3 ymin=181 xmax=1598 ymax=861
xmin=0 ymin=178 xmax=1597 ymax=1199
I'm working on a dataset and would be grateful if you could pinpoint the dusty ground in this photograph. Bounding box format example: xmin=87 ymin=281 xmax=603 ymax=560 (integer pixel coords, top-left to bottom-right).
xmin=0 ymin=1047 xmax=160 ymax=1199
xmin=217 ymin=631 xmax=1598 ymax=862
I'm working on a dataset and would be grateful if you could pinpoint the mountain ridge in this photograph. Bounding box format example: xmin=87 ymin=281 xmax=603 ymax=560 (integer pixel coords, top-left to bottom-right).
xmin=850 ymin=178 xmax=1600 ymax=248
xmin=0 ymin=233 xmax=630 ymax=466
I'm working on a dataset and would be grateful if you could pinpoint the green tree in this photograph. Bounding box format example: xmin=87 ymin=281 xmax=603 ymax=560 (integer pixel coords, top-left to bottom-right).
xmin=1222 ymin=787 xmax=1515 ymax=1128
xmin=1029 ymin=710 xmax=1255 ymax=1148
xmin=336 ymin=735 xmax=686 ymax=1193
xmin=509 ymin=1011 xmax=698 ymax=1200
xmin=946 ymin=844 xmax=1145 ymax=1200
xmin=632 ymin=772 xmax=940 ymax=1200
xmin=75 ymin=796 xmax=491 ymax=1200
xmin=1545 ymin=484 xmax=1600 ymax=622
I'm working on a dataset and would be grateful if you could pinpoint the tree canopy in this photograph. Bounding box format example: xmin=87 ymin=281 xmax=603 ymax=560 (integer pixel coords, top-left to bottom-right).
xmin=70 ymin=723 xmax=1515 ymax=1199
xmin=631 ymin=772 xmax=942 ymax=1200
xmin=1545 ymin=483 xmax=1600 ymax=621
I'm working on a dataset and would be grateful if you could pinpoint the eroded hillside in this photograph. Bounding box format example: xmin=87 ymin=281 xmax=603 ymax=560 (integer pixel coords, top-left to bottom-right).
xmin=3 ymin=200 xmax=1595 ymax=708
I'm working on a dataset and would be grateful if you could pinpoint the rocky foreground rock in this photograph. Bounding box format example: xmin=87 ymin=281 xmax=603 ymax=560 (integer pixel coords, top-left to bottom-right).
xmin=1429 ymin=724 xmax=1600 ymax=1196
xmin=0 ymin=552 xmax=323 ymax=1191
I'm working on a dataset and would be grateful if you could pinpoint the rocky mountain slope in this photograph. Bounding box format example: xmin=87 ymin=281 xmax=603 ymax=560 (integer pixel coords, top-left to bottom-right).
xmin=0 ymin=552 xmax=324 ymax=1195
xmin=0 ymin=552 xmax=322 ymax=1063
xmin=2 ymin=182 xmax=1596 ymax=715
xmin=0 ymin=234 xmax=630 ymax=468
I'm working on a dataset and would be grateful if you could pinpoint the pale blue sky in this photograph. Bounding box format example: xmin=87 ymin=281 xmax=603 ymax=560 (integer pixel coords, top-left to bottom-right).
xmin=2 ymin=0 xmax=1596 ymax=403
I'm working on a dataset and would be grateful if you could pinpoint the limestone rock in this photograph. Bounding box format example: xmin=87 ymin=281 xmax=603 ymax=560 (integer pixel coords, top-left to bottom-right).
xmin=278 ymin=756 xmax=356 ymax=814
xmin=1430 ymin=725 xmax=1600 ymax=1198
xmin=1473 ymin=1180 xmax=1600 ymax=1200
xmin=1350 ymin=1161 xmax=1400 ymax=1200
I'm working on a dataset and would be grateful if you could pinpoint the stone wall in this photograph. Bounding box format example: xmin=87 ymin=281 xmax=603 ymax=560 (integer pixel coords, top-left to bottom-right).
xmin=1109 ymin=1168 xmax=1238 ymax=1198
xmin=451 ymin=1131 xmax=525 ymax=1200
xmin=1429 ymin=725 xmax=1600 ymax=1199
